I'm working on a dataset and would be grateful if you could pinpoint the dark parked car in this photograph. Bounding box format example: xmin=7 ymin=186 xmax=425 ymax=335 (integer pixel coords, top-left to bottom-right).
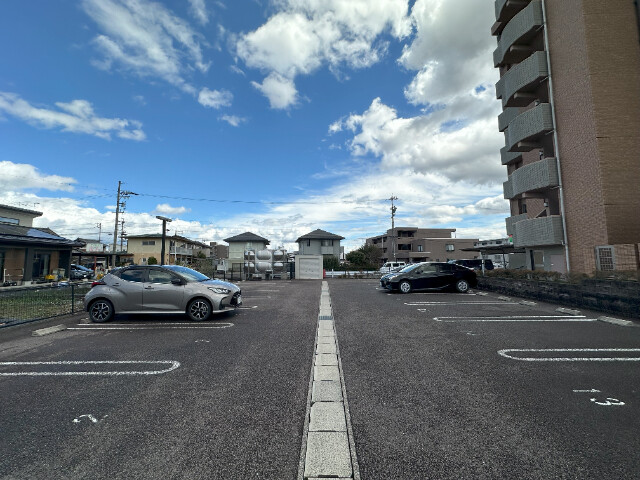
xmin=451 ymin=259 xmax=494 ymax=271
xmin=83 ymin=265 xmax=242 ymax=323
xmin=380 ymin=262 xmax=477 ymax=293
xmin=70 ymin=264 xmax=94 ymax=280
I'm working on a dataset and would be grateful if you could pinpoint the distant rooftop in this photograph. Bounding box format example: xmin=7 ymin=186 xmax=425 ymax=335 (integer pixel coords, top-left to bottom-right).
xmin=296 ymin=229 xmax=345 ymax=242
xmin=224 ymin=232 xmax=270 ymax=244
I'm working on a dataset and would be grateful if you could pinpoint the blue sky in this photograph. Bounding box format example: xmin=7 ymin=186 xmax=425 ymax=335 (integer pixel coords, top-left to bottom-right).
xmin=0 ymin=0 xmax=508 ymax=252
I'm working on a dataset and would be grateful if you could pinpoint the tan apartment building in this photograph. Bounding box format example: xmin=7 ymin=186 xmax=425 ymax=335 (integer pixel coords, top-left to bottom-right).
xmin=366 ymin=228 xmax=479 ymax=264
xmin=126 ymin=234 xmax=211 ymax=266
xmin=492 ymin=0 xmax=640 ymax=273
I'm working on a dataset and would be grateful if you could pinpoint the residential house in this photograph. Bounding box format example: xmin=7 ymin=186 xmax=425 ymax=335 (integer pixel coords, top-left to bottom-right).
xmin=223 ymin=232 xmax=270 ymax=271
xmin=126 ymin=234 xmax=211 ymax=265
xmin=296 ymin=229 xmax=344 ymax=258
xmin=0 ymin=204 xmax=82 ymax=285
xmin=366 ymin=227 xmax=478 ymax=264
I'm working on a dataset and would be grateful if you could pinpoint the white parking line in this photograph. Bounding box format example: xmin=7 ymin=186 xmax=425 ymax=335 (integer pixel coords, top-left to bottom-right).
xmin=498 ymin=348 xmax=640 ymax=361
xmin=70 ymin=322 xmax=233 ymax=330
xmin=433 ymin=315 xmax=594 ymax=322
xmin=407 ymin=301 xmax=519 ymax=305
xmin=0 ymin=360 xmax=180 ymax=376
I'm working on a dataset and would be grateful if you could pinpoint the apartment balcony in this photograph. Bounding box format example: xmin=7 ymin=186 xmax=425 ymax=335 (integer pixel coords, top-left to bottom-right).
xmin=505 ymin=213 xmax=528 ymax=236
xmin=494 ymin=0 xmax=543 ymax=67
xmin=498 ymin=107 xmax=520 ymax=132
xmin=504 ymin=102 xmax=553 ymax=152
xmin=501 ymin=145 xmax=523 ymax=165
xmin=321 ymin=246 xmax=334 ymax=255
xmin=496 ymin=51 xmax=548 ymax=107
xmin=170 ymin=247 xmax=194 ymax=256
xmin=513 ymin=215 xmax=564 ymax=247
xmin=494 ymin=0 xmax=530 ymax=31
xmin=503 ymin=157 xmax=559 ymax=199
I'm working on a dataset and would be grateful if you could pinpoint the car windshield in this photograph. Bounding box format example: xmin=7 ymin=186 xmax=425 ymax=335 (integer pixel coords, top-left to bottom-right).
xmin=398 ymin=263 xmax=423 ymax=273
xmin=162 ymin=265 xmax=210 ymax=282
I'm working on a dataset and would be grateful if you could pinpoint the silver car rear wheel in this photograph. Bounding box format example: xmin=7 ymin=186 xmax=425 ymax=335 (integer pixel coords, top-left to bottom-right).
xmin=89 ymin=299 xmax=114 ymax=323
xmin=188 ymin=298 xmax=212 ymax=321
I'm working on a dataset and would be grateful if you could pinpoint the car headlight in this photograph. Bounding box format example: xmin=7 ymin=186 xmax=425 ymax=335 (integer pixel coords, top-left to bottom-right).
xmin=208 ymin=287 xmax=231 ymax=295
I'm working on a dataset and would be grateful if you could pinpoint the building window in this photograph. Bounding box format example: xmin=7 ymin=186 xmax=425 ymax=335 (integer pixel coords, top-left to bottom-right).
xmin=142 ymin=240 xmax=156 ymax=246
xmin=0 ymin=216 xmax=19 ymax=225
xmin=445 ymin=244 xmax=455 ymax=252
xmin=417 ymin=245 xmax=423 ymax=252
xmin=321 ymin=239 xmax=334 ymax=247
xmin=519 ymin=201 xmax=527 ymax=214
xmin=307 ymin=239 xmax=311 ymax=246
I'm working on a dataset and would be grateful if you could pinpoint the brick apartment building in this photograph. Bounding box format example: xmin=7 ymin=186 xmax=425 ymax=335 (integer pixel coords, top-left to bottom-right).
xmin=366 ymin=228 xmax=479 ymax=264
xmin=492 ymin=0 xmax=640 ymax=273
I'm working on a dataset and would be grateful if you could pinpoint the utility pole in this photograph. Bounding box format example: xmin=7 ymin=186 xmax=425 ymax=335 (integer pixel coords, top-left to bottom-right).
xmin=119 ymin=219 xmax=126 ymax=252
xmin=112 ymin=181 xmax=138 ymax=269
xmin=96 ymin=223 xmax=102 ymax=242
xmin=389 ymin=195 xmax=398 ymax=261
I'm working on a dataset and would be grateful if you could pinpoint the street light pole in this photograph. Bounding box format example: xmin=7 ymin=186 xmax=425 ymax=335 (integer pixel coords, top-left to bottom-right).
xmin=156 ymin=216 xmax=172 ymax=265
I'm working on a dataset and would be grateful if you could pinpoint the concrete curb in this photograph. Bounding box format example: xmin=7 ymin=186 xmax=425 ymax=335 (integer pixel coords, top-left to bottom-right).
xmin=598 ymin=316 xmax=635 ymax=327
xmin=32 ymin=325 xmax=67 ymax=336
xmin=556 ymin=307 xmax=582 ymax=316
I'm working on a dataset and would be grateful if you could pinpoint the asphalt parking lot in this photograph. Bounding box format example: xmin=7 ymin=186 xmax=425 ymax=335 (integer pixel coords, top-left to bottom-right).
xmin=0 ymin=279 xmax=638 ymax=479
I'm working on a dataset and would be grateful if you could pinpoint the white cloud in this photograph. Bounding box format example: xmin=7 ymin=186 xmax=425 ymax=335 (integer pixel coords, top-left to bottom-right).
xmin=154 ymin=203 xmax=191 ymax=215
xmin=251 ymin=73 xmax=298 ymax=109
xmin=0 ymin=92 xmax=146 ymax=141
xmin=400 ymin=0 xmax=498 ymax=106
xmin=82 ymin=0 xmax=209 ymax=94
xmin=188 ymin=0 xmax=209 ymax=25
xmin=0 ymin=161 xmax=77 ymax=192
xmin=219 ymin=115 xmax=247 ymax=127
xmin=236 ymin=0 xmax=411 ymax=109
xmin=331 ymin=97 xmax=504 ymax=184
xmin=198 ymin=88 xmax=233 ymax=108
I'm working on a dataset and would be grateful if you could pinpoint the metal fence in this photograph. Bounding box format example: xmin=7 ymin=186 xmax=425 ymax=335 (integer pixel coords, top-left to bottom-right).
xmin=0 ymin=282 xmax=92 ymax=327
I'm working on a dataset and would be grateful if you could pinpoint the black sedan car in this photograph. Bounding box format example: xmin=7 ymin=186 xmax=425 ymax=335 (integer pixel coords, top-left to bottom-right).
xmin=380 ymin=262 xmax=477 ymax=293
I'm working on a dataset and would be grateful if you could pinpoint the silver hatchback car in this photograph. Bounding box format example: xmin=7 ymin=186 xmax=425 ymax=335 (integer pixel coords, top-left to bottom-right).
xmin=83 ymin=265 xmax=242 ymax=323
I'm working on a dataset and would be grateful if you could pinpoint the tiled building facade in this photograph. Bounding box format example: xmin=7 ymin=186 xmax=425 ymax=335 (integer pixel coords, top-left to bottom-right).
xmin=492 ymin=0 xmax=640 ymax=273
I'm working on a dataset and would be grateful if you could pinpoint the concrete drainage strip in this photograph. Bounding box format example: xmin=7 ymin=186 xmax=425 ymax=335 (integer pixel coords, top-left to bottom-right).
xmin=298 ymin=281 xmax=360 ymax=480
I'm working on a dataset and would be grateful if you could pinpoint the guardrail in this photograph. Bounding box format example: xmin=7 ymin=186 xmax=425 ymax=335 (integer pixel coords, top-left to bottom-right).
xmin=324 ymin=270 xmax=380 ymax=279
xmin=0 ymin=282 xmax=92 ymax=328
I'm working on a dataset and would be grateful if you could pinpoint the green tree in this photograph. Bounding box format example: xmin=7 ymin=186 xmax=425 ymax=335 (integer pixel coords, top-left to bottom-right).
xmin=147 ymin=256 xmax=158 ymax=265
xmin=346 ymin=244 xmax=381 ymax=270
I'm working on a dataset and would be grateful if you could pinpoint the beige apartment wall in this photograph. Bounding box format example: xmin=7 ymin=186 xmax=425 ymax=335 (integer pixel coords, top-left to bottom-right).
xmin=546 ymin=0 xmax=640 ymax=273
xmin=583 ymin=0 xmax=640 ymax=245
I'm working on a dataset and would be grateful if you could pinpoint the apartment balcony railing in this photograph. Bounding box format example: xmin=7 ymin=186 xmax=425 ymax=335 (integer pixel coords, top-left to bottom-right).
xmin=504 ymin=102 xmax=553 ymax=152
xmin=498 ymin=107 xmax=520 ymax=132
xmin=494 ymin=0 xmax=543 ymax=67
xmin=513 ymin=215 xmax=564 ymax=247
xmin=495 ymin=0 xmax=530 ymax=28
xmin=505 ymin=214 xmax=528 ymax=236
xmin=496 ymin=51 xmax=548 ymax=107
xmin=503 ymin=157 xmax=559 ymax=199
xmin=170 ymin=247 xmax=194 ymax=256
xmin=501 ymin=145 xmax=523 ymax=165
xmin=321 ymin=246 xmax=335 ymax=255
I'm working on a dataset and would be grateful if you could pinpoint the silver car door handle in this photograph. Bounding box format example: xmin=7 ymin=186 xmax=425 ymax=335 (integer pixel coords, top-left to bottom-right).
xmin=144 ymin=286 xmax=154 ymax=290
